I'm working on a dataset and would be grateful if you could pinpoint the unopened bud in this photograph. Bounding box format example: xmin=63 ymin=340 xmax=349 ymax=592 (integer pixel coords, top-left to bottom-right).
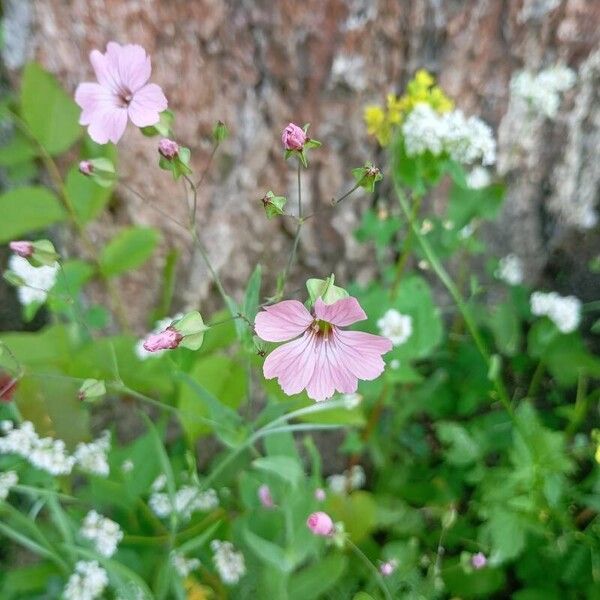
xmin=158 ymin=138 xmax=179 ymax=160
xmin=143 ymin=327 xmax=182 ymax=352
xmin=9 ymin=241 xmax=33 ymax=258
xmin=79 ymin=160 xmax=94 ymax=175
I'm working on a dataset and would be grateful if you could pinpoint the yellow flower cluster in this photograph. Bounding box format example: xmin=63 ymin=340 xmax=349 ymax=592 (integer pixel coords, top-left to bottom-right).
xmin=364 ymin=69 xmax=454 ymax=146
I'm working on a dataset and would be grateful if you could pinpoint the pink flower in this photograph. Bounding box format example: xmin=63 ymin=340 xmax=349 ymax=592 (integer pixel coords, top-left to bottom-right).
xmin=79 ymin=160 xmax=94 ymax=175
xmin=314 ymin=488 xmax=326 ymax=502
xmin=281 ymin=123 xmax=307 ymax=150
xmin=142 ymin=327 xmax=182 ymax=352
xmin=75 ymin=42 xmax=168 ymax=144
xmin=9 ymin=241 xmax=33 ymax=258
xmin=380 ymin=560 xmax=398 ymax=576
xmin=306 ymin=511 xmax=334 ymax=536
xmin=471 ymin=552 xmax=487 ymax=570
xmin=158 ymin=138 xmax=179 ymax=159
xmin=258 ymin=484 xmax=275 ymax=508
xmin=255 ymin=296 xmax=392 ymax=401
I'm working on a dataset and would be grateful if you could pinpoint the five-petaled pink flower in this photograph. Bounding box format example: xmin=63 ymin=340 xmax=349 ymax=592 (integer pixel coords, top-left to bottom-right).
xmin=306 ymin=511 xmax=334 ymax=536
xmin=281 ymin=123 xmax=307 ymax=151
xmin=75 ymin=42 xmax=168 ymax=144
xmin=255 ymin=296 xmax=392 ymax=401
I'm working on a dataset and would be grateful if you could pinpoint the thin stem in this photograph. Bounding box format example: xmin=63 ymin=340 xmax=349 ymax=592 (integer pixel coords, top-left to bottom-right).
xmin=527 ymin=360 xmax=545 ymax=399
xmin=346 ymin=539 xmax=393 ymax=600
xmin=391 ymin=195 xmax=422 ymax=297
xmin=302 ymin=181 xmax=362 ymax=221
xmin=195 ymin=144 xmax=218 ymax=188
xmin=183 ymin=174 xmax=198 ymax=228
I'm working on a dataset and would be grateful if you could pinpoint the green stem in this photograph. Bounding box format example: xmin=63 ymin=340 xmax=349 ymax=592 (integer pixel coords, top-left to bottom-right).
xmin=391 ymin=195 xmax=422 ymax=297
xmin=346 ymin=539 xmax=393 ymax=600
xmin=527 ymin=360 xmax=545 ymax=399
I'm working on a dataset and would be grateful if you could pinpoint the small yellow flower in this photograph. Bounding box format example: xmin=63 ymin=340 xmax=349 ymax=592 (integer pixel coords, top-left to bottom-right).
xmin=184 ymin=577 xmax=213 ymax=600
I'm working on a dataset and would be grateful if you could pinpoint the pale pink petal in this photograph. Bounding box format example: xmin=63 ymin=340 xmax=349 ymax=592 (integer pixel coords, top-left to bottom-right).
xmin=330 ymin=329 xmax=392 ymax=381
xmin=89 ymin=49 xmax=121 ymax=94
xmin=128 ymin=83 xmax=168 ymax=127
xmin=263 ymin=331 xmax=317 ymax=396
xmin=116 ymin=44 xmax=152 ymax=93
xmin=255 ymin=300 xmax=313 ymax=342
xmin=314 ymin=297 xmax=367 ymax=327
xmin=87 ymin=107 xmax=128 ymax=144
xmin=75 ymin=82 xmax=115 ymax=125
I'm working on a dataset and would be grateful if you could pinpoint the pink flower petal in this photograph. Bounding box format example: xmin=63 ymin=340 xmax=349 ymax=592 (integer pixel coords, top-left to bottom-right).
xmin=330 ymin=329 xmax=392 ymax=381
xmin=115 ymin=44 xmax=152 ymax=93
xmin=314 ymin=297 xmax=367 ymax=327
xmin=263 ymin=331 xmax=317 ymax=395
xmin=255 ymin=300 xmax=313 ymax=342
xmin=75 ymin=82 xmax=115 ymax=125
xmin=128 ymin=83 xmax=168 ymax=127
xmin=87 ymin=107 xmax=128 ymax=144
xmin=89 ymin=49 xmax=120 ymax=94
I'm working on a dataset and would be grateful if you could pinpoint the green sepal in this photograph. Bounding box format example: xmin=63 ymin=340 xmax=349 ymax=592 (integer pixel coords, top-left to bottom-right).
xmin=306 ymin=274 xmax=349 ymax=305
xmin=262 ymin=191 xmax=287 ymax=219
xmin=140 ymin=110 xmax=174 ymax=137
xmin=172 ymin=311 xmax=209 ymax=351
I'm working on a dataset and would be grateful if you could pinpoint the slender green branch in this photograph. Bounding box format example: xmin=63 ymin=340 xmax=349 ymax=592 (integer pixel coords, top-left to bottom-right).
xmin=346 ymin=539 xmax=393 ymax=600
xmin=391 ymin=195 xmax=423 ymax=297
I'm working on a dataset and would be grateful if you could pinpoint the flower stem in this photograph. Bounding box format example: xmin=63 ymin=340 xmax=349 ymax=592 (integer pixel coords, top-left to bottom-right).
xmin=346 ymin=539 xmax=393 ymax=600
xmin=391 ymin=195 xmax=422 ymax=297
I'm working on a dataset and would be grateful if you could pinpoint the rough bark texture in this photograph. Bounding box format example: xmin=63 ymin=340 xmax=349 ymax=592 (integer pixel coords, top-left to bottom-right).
xmin=2 ymin=0 xmax=600 ymax=330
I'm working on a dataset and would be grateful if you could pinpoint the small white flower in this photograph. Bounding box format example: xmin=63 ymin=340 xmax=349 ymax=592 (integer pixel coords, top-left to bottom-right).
xmin=149 ymin=485 xmax=219 ymax=520
xmin=530 ymin=291 xmax=582 ymax=333
xmin=121 ymin=459 xmax=134 ymax=474
xmin=327 ymin=465 xmax=366 ymax=495
xmin=0 ymin=420 xmax=13 ymax=433
xmin=342 ymin=393 xmax=363 ymax=410
xmin=171 ymin=551 xmax=201 ymax=577
xmin=63 ymin=560 xmax=108 ymax=600
xmin=496 ymin=254 xmax=524 ymax=286
xmin=0 ymin=470 xmax=18 ymax=500
xmin=8 ymin=255 xmax=59 ymax=306
xmin=80 ymin=510 xmax=123 ymax=557
xmin=73 ymin=431 xmax=111 ymax=477
xmin=467 ymin=167 xmax=491 ymax=189
xmin=390 ymin=359 xmax=401 ymax=370
xmin=377 ymin=309 xmax=413 ymax=347
xmin=151 ymin=474 xmax=167 ymax=492
xmin=211 ymin=540 xmax=246 ymax=585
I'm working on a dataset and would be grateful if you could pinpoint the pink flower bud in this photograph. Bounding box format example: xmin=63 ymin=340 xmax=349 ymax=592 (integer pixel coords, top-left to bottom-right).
xmin=281 ymin=123 xmax=307 ymax=151
xmin=142 ymin=327 xmax=182 ymax=352
xmin=471 ymin=552 xmax=487 ymax=570
xmin=9 ymin=241 xmax=34 ymax=258
xmin=158 ymin=138 xmax=179 ymax=159
xmin=79 ymin=160 xmax=94 ymax=175
xmin=258 ymin=484 xmax=275 ymax=508
xmin=380 ymin=560 xmax=398 ymax=576
xmin=306 ymin=511 xmax=334 ymax=536
xmin=314 ymin=488 xmax=326 ymax=502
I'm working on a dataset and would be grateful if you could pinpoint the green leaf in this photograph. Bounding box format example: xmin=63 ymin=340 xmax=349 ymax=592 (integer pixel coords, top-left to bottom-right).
xmin=244 ymin=264 xmax=262 ymax=323
xmin=243 ymin=526 xmax=294 ymax=573
xmin=0 ymin=186 xmax=65 ymax=243
xmin=66 ymin=165 xmax=113 ymax=224
xmin=489 ymin=301 xmax=521 ymax=356
xmin=288 ymin=554 xmax=348 ymax=600
xmin=448 ymin=181 xmax=505 ymax=228
xmin=99 ymin=227 xmax=161 ymax=277
xmin=0 ymin=130 xmax=38 ymax=166
xmin=252 ymin=456 xmax=303 ymax=487
xmin=20 ymin=63 xmax=81 ymax=155
xmin=435 ymin=422 xmax=482 ymax=466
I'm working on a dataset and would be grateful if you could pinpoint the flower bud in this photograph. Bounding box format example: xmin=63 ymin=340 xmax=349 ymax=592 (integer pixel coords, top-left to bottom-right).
xmin=0 ymin=373 xmax=17 ymax=403
xmin=143 ymin=327 xmax=183 ymax=352
xmin=306 ymin=511 xmax=334 ymax=536
xmin=158 ymin=138 xmax=179 ymax=160
xmin=314 ymin=488 xmax=326 ymax=501
xmin=79 ymin=160 xmax=94 ymax=175
xmin=352 ymin=162 xmax=383 ymax=192
xmin=471 ymin=552 xmax=487 ymax=570
xmin=380 ymin=559 xmax=398 ymax=576
xmin=9 ymin=241 xmax=33 ymax=258
xmin=258 ymin=484 xmax=275 ymax=508
xmin=261 ymin=191 xmax=287 ymax=219
xmin=212 ymin=120 xmax=229 ymax=144
xmin=282 ymin=123 xmax=307 ymax=151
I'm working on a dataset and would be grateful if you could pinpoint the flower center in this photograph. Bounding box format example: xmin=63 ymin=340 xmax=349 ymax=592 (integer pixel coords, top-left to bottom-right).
xmin=311 ymin=319 xmax=332 ymax=340
xmin=117 ymin=87 xmax=133 ymax=107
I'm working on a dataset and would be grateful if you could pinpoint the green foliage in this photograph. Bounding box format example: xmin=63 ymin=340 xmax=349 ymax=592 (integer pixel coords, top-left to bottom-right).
xmin=99 ymin=227 xmax=161 ymax=277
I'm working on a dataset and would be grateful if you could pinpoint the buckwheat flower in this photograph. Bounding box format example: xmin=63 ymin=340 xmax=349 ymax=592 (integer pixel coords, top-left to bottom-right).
xmin=73 ymin=431 xmax=111 ymax=477
xmin=496 ymin=254 xmax=524 ymax=286
xmin=258 ymin=484 xmax=275 ymax=508
xmin=75 ymin=42 xmax=168 ymax=144
xmin=530 ymin=291 xmax=582 ymax=334
xmin=8 ymin=255 xmax=59 ymax=306
xmin=9 ymin=240 xmax=33 ymax=258
xmin=158 ymin=138 xmax=179 ymax=159
xmin=377 ymin=309 xmax=413 ymax=347
xmin=150 ymin=485 xmax=219 ymax=520
xmin=151 ymin=473 xmax=167 ymax=492
xmin=171 ymin=551 xmax=201 ymax=578
xmin=307 ymin=511 xmax=334 ymax=536
xmin=281 ymin=123 xmax=307 ymax=150
xmin=466 ymin=166 xmax=491 ymax=189
xmin=211 ymin=540 xmax=246 ymax=585
xmin=0 ymin=420 xmax=13 ymax=433
xmin=79 ymin=160 xmax=94 ymax=175
xmin=80 ymin=510 xmax=123 ymax=557
xmin=63 ymin=560 xmax=108 ymax=600
xmin=380 ymin=559 xmax=399 ymax=576
xmin=471 ymin=552 xmax=487 ymax=570
xmin=255 ymin=297 xmax=392 ymax=401
xmin=314 ymin=488 xmax=326 ymax=501
xmin=0 ymin=470 xmax=18 ymax=500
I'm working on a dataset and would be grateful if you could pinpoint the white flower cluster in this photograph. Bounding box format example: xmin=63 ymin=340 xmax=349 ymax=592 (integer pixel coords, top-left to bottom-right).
xmin=402 ymin=103 xmax=496 ymax=166
xmin=80 ymin=510 xmax=123 ymax=557
xmin=496 ymin=254 xmax=524 ymax=286
xmin=510 ymin=66 xmax=576 ymax=119
xmin=135 ymin=313 xmax=183 ymax=360
xmin=63 ymin=560 xmax=108 ymax=600
xmin=466 ymin=166 xmax=491 ymax=189
xmin=8 ymin=255 xmax=59 ymax=306
xmin=377 ymin=309 xmax=413 ymax=347
xmin=327 ymin=464 xmax=366 ymax=495
xmin=211 ymin=540 xmax=246 ymax=585
xmin=530 ymin=291 xmax=582 ymax=333
xmin=0 ymin=421 xmax=110 ymax=477
xmin=0 ymin=470 xmax=18 ymax=500
xmin=171 ymin=551 xmax=201 ymax=577
xmin=149 ymin=476 xmax=219 ymax=521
